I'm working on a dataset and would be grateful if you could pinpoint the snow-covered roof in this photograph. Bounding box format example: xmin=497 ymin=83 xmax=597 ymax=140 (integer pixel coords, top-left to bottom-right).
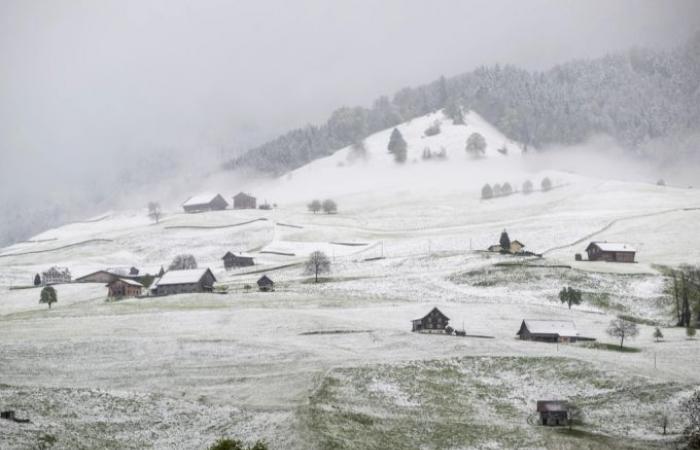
xmin=182 ymin=193 xmax=226 ymax=207
xmin=156 ymin=268 xmax=214 ymax=286
xmin=588 ymin=242 xmax=636 ymax=252
xmin=522 ymin=320 xmax=578 ymax=337
xmin=108 ymin=278 xmax=144 ymax=287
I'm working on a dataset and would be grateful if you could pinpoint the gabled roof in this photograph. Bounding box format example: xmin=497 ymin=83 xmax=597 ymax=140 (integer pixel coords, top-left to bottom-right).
xmin=157 ymin=268 xmax=216 ymax=286
xmin=257 ymin=275 xmax=273 ymax=286
xmin=537 ymin=400 xmax=569 ymax=412
xmin=234 ymin=192 xmax=255 ymax=199
xmin=585 ymin=242 xmax=636 ymax=252
xmin=182 ymin=193 xmax=228 ymax=207
xmin=413 ymin=307 xmax=450 ymax=322
xmin=107 ymin=278 xmax=144 ymax=287
xmin=511 ymin=240 xmax=525 ymax=247
xmin=519 ymin=320 xmax=578 ymax=337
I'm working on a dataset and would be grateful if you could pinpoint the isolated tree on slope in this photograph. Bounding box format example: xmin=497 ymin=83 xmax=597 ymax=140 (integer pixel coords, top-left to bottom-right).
xmin=33 ymin=273 xmax=41 ymax=286
xmin=39 ymin=286 xmax=57 ymax=309
xmin=387 ymin=128 xmax=407 ymax=163
xmin=305 ymin=251 xmax=331 ymax=283
xmin=541 ymin=177 xmax=552 ymax=191
xmin=148 ymin=201 xmax=162 ymax=224
xmin=481 ymin=184 xmax=493 ymax=199
xmin=466 ymin=132 xmax=486 ymax=158
xmin=307 ymin=199 xmax=322 ymax=214
xmin=169 ymin=254 xmax=197 ymax=271
xmin=522 ymin=180 xmax=533 ymax=194
xmin=653 ymin=327 xmax=664 ymax=342
xmin=606 ymin=318 xmax=639 ymax=349
xmin=559 ymin=287 xmax=582 ymax=310
xmin=499 ymin=230 xmax=511 ymax=252
xmin=322 ymin=199 xmax=337 ymax=214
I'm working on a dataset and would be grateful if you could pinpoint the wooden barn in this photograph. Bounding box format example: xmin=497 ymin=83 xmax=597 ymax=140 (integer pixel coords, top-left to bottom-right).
xmin=153 ymin=268 xmax=217 ymax=296
xmin=585 ymin=242 xmax=636 ymax=263
xmin=41 ymin=267 xmax=71 ymax=285
xmin=107 ymin=278 xmax=143 ymax=298
xmin=182 ymin=193 xmax=229 ymax=213
xmin=257 ymin=275 xmax=274 ymax=292
xmin=222 ymin=252 xmax=255 ymax=269
xmin=233 ymin=192 xmax=257 ymax=209
xmin=517 ymin=320 xmax=588 ymax=343
xmin=75 ymin=266 xmax=164 ymax=284
xmin=411 ymin=307 xmax=450 ymax=332
xmin=537 ymin=401 xmax=569 ymax=426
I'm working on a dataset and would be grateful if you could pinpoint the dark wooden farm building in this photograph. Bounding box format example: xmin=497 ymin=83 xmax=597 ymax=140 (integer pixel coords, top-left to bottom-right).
xmin=585 ymin=242 xmax=636 ymax=263
xmin=153 ymin=268 xmax=217 ymax=296
xmin=411 ymin=307 xmax=450 ymax=332
xmin=537 ymin=401 xmax=569 ymax=426
xmin=222 ymin=252 xmax=255 ymax=269
xmin=517 ymin=320 xmax=584 ymax=343
xmin=107 ymin=278 xmax=143 ymax=298
xmin=233 ymin=192 xmax=257 ymax=209
xmin=76 ymin=266 xmax=164 ymax=284
xmin=182 ymin=193 xmax=229 ymax=213
xmin=257 ymin=275 xmax=274 ymax=292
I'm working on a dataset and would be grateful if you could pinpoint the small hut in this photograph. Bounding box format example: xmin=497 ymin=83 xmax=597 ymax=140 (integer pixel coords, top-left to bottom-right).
xmin=233 ymin=192 xmax=257 ymax=210
xmin=257 ymin=275 xmax=274 ymax=292
xmin=585 ymin=242 xmax=636 ymax=263
xmin=537 ymin=401 xmax=569 ymax=426
xmin=222 ymin=252 xmax=255 ymax=269
xmin=411 ymin=307 xmax=450 ymax=332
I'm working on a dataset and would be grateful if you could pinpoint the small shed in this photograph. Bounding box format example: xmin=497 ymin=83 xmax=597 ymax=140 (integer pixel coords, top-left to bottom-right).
xmin=517 ymin=320 xmax=582 ymax=343
xmin=233 ymin=192 xmax=257 ymax=210
xmin=107 ymin=278 xmax=143 ymax=298
xmin=537 ymin=401 xmax=569 ymax=426
xmin=585 ymin=242 xmax=636 ymax=263
xmin=41 ymin=267 xmax=71 ymax=285
xmin=154 ymin=268 xmax=217 ymax=296
xmin=411 ymin=307 xmax=450 ymax=332
xmin=182 ymin=193 xmax=229 ymax=213
xmin=257 ymin=275 xmax=274 ymax=292
xmin=222 ymin=252 xmax=255 ymax=269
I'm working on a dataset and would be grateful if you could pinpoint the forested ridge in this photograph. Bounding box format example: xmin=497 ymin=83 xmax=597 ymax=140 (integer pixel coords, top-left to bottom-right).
xmin=226 ymin=32 xmax=700 ymax=175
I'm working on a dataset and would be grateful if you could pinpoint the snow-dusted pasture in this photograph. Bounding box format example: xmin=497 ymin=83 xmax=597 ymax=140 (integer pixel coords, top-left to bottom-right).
xmin=2 ymin=113 xmax=700 ymax=449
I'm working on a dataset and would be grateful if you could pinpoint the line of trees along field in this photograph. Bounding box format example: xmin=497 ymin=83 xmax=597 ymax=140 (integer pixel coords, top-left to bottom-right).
xmin=225 ymin=32 xmax=700 ymax=175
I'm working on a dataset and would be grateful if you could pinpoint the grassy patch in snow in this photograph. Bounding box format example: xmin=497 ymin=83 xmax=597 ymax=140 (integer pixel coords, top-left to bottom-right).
xmin=300 ymin=356 xmax=684 ymax=450
xmin=581 ymin=342 xmax=642 ymax=353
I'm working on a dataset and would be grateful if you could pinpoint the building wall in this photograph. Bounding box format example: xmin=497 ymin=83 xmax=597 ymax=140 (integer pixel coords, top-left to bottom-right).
xmin=233 ymin=196 xmax=256 ymax=209
xmin=224 ymin=257 xmax=255 ymax=269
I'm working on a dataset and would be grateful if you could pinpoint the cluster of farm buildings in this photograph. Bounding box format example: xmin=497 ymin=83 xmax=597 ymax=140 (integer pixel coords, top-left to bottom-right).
xmin=182 ymin=192 xmax=265 ymax=213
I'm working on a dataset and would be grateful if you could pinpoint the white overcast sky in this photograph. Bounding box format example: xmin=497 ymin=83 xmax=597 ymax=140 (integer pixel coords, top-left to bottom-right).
xmin=1 ymin=0 xmax=699 ymax=195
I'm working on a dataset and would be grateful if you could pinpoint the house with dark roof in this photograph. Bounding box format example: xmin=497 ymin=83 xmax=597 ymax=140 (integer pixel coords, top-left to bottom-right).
xmin=585 ymin=242 xmax=636 ymax=263
xmin=257 ymin=275 xmax=274 ymax=292
xmin=411 ymin=307 xmax=450 ymax=332
xmin=233 ymin=192 xmax=257 ymax=210
xmin=537 ymin=401 xmax=569 ymax=426
xmin=222 ymin=252 xmax=255 ymax=269
xmin=153 ymin=268 xmax=217 ymax=296
xmin=182 ymin=193 xmax=229 ymax=213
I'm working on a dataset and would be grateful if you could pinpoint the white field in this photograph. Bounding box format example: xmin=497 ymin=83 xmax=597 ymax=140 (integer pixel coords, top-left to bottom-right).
xmin=1 ymin=112 xmax=700 ymax=449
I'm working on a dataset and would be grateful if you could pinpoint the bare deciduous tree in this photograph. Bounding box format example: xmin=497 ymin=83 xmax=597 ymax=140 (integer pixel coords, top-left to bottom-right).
xmin=307 ymin=199 xmax=322 ymax=214
xmin=304 ymin=251 xmax=331 ymax=283
xmin=169 ymin=254 xmax=197 ymax=271
xmin=148 ymin=202 xmax=162 ymax=224
xmin=606 ymin=318 xmax=639 ymax=349
xmin=322 ymin=199 xmax=337 ymax=214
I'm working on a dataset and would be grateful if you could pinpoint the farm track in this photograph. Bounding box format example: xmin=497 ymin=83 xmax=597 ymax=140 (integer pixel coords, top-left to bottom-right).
xmin=0 ymin=239 xmax=114 ymax=258
xmin=164 ymin=218 xmax=268 ymax=230
xmin=541 ymin=207 xmax=700 ymax=255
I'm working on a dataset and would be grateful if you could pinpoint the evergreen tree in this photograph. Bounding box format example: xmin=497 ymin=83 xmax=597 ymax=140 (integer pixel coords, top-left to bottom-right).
xmin=33 ymin=273 xmax=41 ymax=286
xmin=387 ymin=128 xmax=407 ymax=163
xmin=499 ymin=230 xmax=511 ymax=252
xmin=653 ymin=327 xmax=664 ymax=342
xmin=481 ymin=184 xmax=493 ymax=199
xmin=39 ymin=286 xmax=57 ymax=309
